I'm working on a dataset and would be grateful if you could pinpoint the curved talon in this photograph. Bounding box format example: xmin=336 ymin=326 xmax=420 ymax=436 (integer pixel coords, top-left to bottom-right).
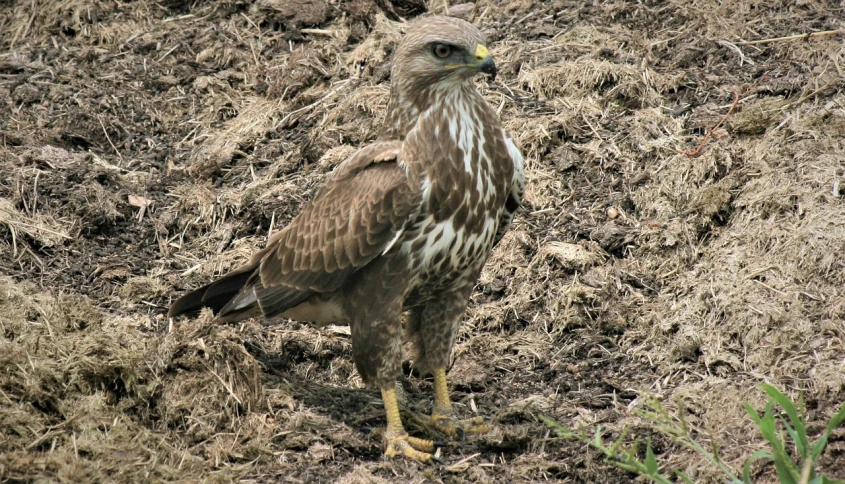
xmin=427 ymin=412 xmax=493 ymax=441
xmin=381 ymin=386 xmax=442 ymax=464
xmin=407 ymin=435 xmax=436 ymax=453
xmin=426 ymin=367 xmax=494 ymax=441
xmin=384 ymin=432 xmax=440 ymax=464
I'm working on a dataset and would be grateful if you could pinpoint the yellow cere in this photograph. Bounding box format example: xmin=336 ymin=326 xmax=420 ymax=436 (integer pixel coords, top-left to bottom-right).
xmin=474 ymin=44 xmax=490 ymax=61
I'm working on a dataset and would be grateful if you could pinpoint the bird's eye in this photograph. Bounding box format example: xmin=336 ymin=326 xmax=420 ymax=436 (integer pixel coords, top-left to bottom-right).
xmin=432 ymin=43 xmax=453 ymax=59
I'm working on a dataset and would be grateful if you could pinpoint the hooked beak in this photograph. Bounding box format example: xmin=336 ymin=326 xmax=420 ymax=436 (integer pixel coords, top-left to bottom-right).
xmin=474 ymin=44 xmax=497 ymax=81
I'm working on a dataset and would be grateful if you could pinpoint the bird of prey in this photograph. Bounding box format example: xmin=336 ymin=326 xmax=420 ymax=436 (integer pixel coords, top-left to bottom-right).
xmin=169 ymin=15 xmax=525 ymax=464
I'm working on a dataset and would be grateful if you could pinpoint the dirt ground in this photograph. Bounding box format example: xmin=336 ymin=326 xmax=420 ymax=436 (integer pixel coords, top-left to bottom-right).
xmin=1 ymin=0 xmax=844 ymax=482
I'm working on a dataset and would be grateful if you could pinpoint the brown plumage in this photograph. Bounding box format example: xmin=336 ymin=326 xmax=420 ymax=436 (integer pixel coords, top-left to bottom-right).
xmin=169 ymin=15 xmax=525 ymax=464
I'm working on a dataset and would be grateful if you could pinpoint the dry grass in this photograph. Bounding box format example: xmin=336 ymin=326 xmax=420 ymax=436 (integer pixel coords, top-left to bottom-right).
xmin=1 ymin=0 xmax=844 ymax=481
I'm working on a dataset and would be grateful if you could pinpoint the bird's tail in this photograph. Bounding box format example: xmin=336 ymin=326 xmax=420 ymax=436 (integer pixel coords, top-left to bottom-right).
xmin=169 ymin=263 xmax=313 ymax=323
xmin=168 ymin=267 xmax=256 ymax=319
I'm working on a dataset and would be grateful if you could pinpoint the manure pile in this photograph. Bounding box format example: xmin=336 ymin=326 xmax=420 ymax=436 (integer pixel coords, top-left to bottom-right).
xmin=1 ymin=0 xmax=843 ymax=481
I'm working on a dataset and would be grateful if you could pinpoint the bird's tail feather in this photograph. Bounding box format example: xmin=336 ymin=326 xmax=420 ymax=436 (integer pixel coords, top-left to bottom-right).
xmin=252 ymin=284 xmax=312 ymax=319
xmin=168 ymin=269 xmax=254 ymax=318
xmin=169 ymin=265 xmax=314 ymax=323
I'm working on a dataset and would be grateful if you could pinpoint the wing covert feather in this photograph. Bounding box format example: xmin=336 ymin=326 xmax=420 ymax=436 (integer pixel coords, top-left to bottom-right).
xmin=256 ymin=141 xmax=420 ymax=294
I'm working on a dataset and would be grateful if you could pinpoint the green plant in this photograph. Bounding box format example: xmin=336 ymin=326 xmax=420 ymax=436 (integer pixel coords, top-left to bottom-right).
xmin=538 ymin=415 xmax=696 ymax=483
xmin=540 ymin=384 xmax=845 ymax=484
xmin=743 ymin=384 xmax=845 ymax=484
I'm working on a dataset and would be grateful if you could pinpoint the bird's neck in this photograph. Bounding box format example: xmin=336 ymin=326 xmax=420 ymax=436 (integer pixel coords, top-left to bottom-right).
xmin=380 ymin=80 xmax=476 ymax=140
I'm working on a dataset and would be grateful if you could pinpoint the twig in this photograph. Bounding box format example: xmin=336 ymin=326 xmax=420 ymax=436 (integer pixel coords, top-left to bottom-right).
xmin=203 ymin=361 xmax=243 ymax=406
xmin=715 ymin=40 xmax=754 ymax=66
xmin=675 ymin=91 xmax=739 ymax=158
xmin=752 ymin=278 xmax=789 ymax=297
xmin=445 ymin=453 xmax=481 ymax=472
xmin=299 ymin=28 xmax=334 ymax=36
xmin=267 ymin=211 xmax=276 ymax=245
xmin=157 ymin=43 xmax=180 ymax=61
xmin=10 ymin=0 xmax=37 ymax=48
xmin=240 ymin=12 xmax=260 ymax=32
xmin=734 ymin=29 xmax=844 ymax=45
xmin=6 ymin=220 xmax=71 ymax=239
xmin=515 ymin=10 xmax=537 ymax=25
xmin=783 ymin=78 xmax=839 ymax=110
xmin=98 ymin=116 xmax=123 ymax=161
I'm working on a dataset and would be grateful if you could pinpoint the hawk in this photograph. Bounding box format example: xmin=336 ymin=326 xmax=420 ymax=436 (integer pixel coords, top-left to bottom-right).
xmin=169 ymin=15 xmax=525 ymax=464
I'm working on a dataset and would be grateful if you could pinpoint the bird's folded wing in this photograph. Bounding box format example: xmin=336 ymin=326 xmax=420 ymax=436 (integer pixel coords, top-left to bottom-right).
xmin=493 ymin=134 xmax=525 ymax=248
xmin=255 ymin=141 xmax=420 ymax=294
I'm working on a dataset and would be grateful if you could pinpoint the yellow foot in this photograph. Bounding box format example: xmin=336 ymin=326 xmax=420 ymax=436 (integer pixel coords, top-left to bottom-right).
xmin=428 ymin=412 xmax=493 ymax=441
xmin=384 ymin=431 xmax=444 ymax=464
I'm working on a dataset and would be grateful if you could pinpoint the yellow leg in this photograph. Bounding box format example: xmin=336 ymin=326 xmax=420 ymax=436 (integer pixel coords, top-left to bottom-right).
xmin=427 ymin=367 xmax=492 ymax=441
xmin=432 ymin=367 xmax=452 ymax=413
xmin=381 ymin=386 xmax=441 ymax=464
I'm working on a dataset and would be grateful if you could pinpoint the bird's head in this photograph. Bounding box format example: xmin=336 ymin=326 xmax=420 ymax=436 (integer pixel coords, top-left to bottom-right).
xmin=392 ymin=15 xmax=496 ymax=91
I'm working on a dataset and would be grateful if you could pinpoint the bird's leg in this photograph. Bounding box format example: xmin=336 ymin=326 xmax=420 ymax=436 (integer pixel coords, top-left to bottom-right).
xmin=427 ymin=367 xmax=492 ymax=440
xmin=381 ymin=386 xmax=442 ymax=464
xmin=406 ymin=296 xmax=494 ymax=441
xmin=344 ymin=275 xmax=440 ymax=463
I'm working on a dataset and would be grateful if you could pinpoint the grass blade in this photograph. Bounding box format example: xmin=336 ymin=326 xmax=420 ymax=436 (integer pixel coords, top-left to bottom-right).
xmin=645 ymin=441 xmax=659 ymax=475
xmin=762 ymin=384 xmax=810 ymax=453
xmin=781 ymin=418 xmax=805 ymax=456
xmin=743 ymin=449 xmax=773 ymax=483
xmin=676 ymin=470 xmax=696 ymax=484
xmin=538 ymin=414 xmax=576 ymax=438
xmin=810 ymin=402 xmax=845 ymax=461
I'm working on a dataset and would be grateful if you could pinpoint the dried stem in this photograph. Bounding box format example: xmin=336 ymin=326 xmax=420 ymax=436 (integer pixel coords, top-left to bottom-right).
xmin=734 ymin=29 xmax=844 ymax=45
xmin=675 ymin=91 xmax=740 ymax=158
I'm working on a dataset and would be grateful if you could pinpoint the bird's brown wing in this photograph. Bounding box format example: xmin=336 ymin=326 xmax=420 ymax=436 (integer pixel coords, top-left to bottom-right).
xmin=169 ymin=140 xmax=421 ymax=320
xmin=493 ymin=135 xmax=525 ymax=248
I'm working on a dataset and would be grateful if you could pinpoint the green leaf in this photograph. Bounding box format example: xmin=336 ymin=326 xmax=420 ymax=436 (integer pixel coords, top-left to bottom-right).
xmin=781 ymin=418 xmax=805 ymax=456
xmin=772 ymin=455 xmax=799 ymax=484
xmin=762 ymin=384 xmax=810 ymax=453
xmin=810 ymin=401 xmax=845 ymax=461
xmin=607 ymin=458 xmax=639 ymax=473
xmin=608 ymin=427 xmax=631 ymax=456
xmin=745 ymin=402 xmax=763 ymax=425
xmin=538 ymin=414 xmax=576 ymax=439
xmin=748 ymin=394 xmax=799 ymax=484
xmin=742 ymin=449 xmax=773 ymax=484
xmin=644 ymin=441 xmax=659 ymax=475
xmin=675 ymin=470 xmax=696 ymax=484
xmin=593 ymin=426 xmax=605 ymax=449
xmin=815 ymin=477 xmax=845 ymax=484
xmin=756 ymin=410 xmax=780 ymax=450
